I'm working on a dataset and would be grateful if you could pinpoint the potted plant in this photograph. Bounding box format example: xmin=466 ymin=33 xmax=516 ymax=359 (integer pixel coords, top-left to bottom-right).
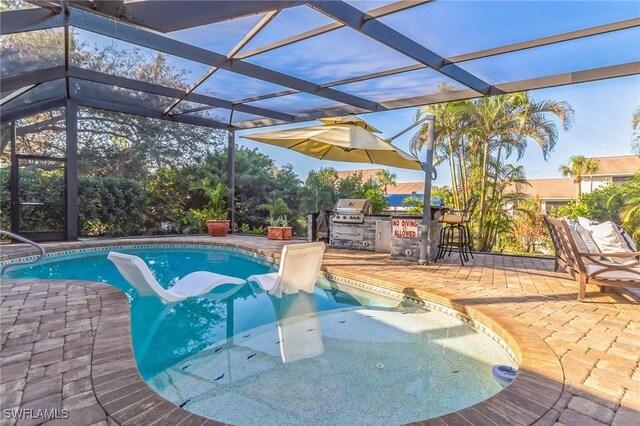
xmin=266 ymin=215 xmax=292 ymax=240
xmin=189 ymin=180 xmax=229 ymax=237
xmin=259 ymin=198 xmax=293 ymax=240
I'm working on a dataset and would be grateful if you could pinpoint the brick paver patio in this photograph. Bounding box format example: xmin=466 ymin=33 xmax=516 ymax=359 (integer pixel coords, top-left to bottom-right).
xmin=1 ymin=235 xmax=638 ymax=425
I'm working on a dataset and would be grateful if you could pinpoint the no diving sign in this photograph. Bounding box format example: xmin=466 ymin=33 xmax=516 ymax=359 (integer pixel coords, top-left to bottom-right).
xmin=392 ymin=218 xmax=419 ymax=238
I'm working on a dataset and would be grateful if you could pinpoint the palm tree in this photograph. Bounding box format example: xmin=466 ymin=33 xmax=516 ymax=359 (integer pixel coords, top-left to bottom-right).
xmin=560 ymin=156 xmax=599 ymax=199
xmin=618 ymin=172 xmax=640 ymax=242
xmin=411 ymin=90 xmax=471 ymax=209
xmin=464 ymin=93 xmax=573 ymax=249
xmin=410 ymin=89 xmax=573 ymax=251
xmin=632 ymin=105 xmax=640 ymax=155
xmin=375 ymin=170 xmax=397 ymax=194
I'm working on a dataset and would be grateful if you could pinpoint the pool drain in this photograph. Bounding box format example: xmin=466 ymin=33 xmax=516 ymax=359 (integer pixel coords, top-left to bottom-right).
xmin=376 ymin=363 xmax=384 ymax=369
xmin=492 ymin=365 xmax=517 ymax=387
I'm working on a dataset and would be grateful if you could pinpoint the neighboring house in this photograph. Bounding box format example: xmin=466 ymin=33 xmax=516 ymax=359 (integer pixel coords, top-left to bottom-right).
xmin=511 ymin=178 xmax=575 ymax=213
xmin=575 ymin=155 xmax=640 ymax=192
xmin=336 ymin=169 xmax=383 ymax=183
xmin=336 ymin=169 xmax=423 ymax=211
xmin=336 ymin=155 xmax=639 ymax=214
xmin=512 ymin=155 xmax=639 ymax=212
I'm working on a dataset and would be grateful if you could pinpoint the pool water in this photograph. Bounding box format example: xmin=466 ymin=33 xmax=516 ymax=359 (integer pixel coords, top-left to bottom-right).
xmin=5 ymin=246 xmax=516 ymax=424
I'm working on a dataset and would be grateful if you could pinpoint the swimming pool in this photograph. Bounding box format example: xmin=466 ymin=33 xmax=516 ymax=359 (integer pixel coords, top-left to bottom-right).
xmin=4 ymin=245 xmax=516 ymax=425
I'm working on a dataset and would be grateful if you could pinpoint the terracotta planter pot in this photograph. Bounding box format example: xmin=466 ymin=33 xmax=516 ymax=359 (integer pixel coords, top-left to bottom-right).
xmin=206 ymin=220 xmax=230 ymax=237
xmin=267 ymin=227 xmax=292 ymax=240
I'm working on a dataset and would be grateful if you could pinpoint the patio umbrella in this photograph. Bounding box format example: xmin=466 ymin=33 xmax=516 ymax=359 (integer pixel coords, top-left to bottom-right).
xmin=242 ymin=115 xmax=422 ymax=170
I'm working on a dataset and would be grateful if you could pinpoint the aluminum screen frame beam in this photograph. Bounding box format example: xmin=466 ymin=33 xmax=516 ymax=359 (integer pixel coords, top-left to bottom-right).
xmin=306 ymin=0 xmax=497 ymax=96
xmin=68 ymin=67 xmax=294 ymax=122
xmin=164 ymin=10 xmax=280 ymax=117
xmin=378 ymin=62 xmax=640 ymax=110
xmin=73 ymin=96 xmax=234 ymax=130
xmin=234 ymin=0 xmax=433 ymax=60
xmin=66 ymin=7 xmax=384 ymax=113
xmin=449 ymin=17 xmax=640 ymax=63
xmin=0 ymin=7 xmax=64 ymax=35
xmin=114 ymin=1 xmax=298 ymax=33
xmin=235 ymin=62 xmax=640 ymax=126
xmin=1 ymin=67 xmax=67 ymax=92
xmin=0 ymin=97 xmax=66 ymax=124
xmin=230 ymin=17 xmax=640 ymax=107
xmin=495 ymin=62 xmax=640 ymax=93
xmin=0 ymin=85 xmax=38 ymax=107
xmin=233 ymin=64 xmax=427 ymax=105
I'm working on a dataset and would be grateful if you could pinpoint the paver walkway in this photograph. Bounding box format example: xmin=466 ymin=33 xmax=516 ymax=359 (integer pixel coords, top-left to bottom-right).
xmin=1 ymin=235 xmax=638 ymax=425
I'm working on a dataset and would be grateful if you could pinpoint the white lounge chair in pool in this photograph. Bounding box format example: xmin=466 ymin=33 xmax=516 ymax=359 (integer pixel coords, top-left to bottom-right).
xmin=272 ymin=292 xmax=324 ymax=363
xmin=107 ymin=251 xmax=246 ymax=304
xmin=248 ymin=242 xmax=325 ymax=298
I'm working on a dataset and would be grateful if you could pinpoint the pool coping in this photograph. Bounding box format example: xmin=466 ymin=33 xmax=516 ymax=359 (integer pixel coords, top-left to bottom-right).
xmin=2 ymin=239 xmax=564 ymax=425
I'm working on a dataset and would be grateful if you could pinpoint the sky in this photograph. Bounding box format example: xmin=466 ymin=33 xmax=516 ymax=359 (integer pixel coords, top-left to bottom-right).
xmin=237 ymin=74 xmax=640 ymax=185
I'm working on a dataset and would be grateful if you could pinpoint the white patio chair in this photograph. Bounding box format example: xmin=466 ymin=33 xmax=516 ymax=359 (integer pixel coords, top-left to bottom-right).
xmin=272 ymin=291 xmax=324 ymax=363
xmin=107 ymin=251 xmax=246 ymax=304
xmin=248 ymin=242 xmax=325 ymax=298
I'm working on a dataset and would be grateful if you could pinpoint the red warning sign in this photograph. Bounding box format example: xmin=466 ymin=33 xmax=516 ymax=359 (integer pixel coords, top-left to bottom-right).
xmin=392 ymin=219 xmax=419 ymax=238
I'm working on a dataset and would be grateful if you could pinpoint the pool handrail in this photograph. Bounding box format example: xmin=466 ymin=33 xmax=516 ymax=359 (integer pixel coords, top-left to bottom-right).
xmin=1 ymin=230 xmax=46 ymax=275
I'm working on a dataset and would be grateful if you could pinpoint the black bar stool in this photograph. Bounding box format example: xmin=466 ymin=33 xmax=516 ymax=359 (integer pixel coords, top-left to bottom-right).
xmin=435 ymin=197 xmax=477 ymax=265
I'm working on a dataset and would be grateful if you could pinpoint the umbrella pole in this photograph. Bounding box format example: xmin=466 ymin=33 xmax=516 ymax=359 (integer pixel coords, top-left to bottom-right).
xmin=419 ymin=115 xmax=436 ymax=265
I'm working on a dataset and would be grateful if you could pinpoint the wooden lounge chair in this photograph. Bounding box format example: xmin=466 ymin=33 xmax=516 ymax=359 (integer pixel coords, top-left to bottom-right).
xmin=544 ymin=216 xmax=575 ymax=277
xmin=248 ymin=242 xmax=325 ymax=298
xmin=545 ymin=217 xmax=640 ymax=301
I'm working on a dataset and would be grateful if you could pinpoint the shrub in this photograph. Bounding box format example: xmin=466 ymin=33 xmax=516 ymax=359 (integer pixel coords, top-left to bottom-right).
xmin=78 ymin=176 xmax=147 ymax=237
xmin=0 ymin=168 xmax=147 ymax=237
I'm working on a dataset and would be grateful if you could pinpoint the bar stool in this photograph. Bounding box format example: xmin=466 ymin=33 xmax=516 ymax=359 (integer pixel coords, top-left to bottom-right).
xmin=435 ymin=197 xmax=478 ymax=265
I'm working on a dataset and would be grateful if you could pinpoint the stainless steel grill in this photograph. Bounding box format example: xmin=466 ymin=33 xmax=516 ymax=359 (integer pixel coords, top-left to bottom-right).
xmin=333 ymin=199 xmax=371 ymax=224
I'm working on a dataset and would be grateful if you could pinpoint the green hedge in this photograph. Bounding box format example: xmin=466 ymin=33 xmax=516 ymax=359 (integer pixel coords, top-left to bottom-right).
xmin=0 ymin=169 xmax=147 ymax=237
xmin=79 ymin=176 xmax=147 ymax=237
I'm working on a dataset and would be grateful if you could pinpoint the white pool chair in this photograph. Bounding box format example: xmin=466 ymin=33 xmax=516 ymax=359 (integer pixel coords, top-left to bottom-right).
xmin=248 ymin=242 xmax=325 ymax=298
xmin=107 ymin=251 xmax=246 ymax=304
xmin=273 ymin=292 xmax=324 ymax=363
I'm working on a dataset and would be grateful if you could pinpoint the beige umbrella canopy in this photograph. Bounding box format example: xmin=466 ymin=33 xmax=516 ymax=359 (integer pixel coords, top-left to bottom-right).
xmin=242 ymin=115 xmax=422 ymax=170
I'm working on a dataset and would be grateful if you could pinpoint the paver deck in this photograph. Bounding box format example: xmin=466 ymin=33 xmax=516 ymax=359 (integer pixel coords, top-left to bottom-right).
xmin=1 ymin=235 xmax=638 ymax=426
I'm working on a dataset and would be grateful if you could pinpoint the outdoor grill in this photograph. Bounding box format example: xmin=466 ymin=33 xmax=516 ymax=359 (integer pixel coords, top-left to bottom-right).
xmin=333 ymin=199 xmax=372 ymax=224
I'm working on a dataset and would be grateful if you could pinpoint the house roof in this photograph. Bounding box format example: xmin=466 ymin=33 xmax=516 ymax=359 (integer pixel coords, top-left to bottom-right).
xmin=336 ymin=170 xmax=425 ymax=195
xmin=511 ymin=178 xmax=576 ymax=200
xmin=386 ymin=182 xmax=425 ymax=195
xmin=336 ymin=169 xmax=384 ymax=182
xmin=585 ymin=155 xmax=640 ymax=176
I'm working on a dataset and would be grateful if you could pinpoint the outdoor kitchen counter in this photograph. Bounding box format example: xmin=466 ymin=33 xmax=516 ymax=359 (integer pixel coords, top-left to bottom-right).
xmin=328 ymin=206 xmax=447 ymax=260
xmin=389 ymin=210 xmax=446 ymax=261
xmin=330 ymin=215 xmax=389 ymax=252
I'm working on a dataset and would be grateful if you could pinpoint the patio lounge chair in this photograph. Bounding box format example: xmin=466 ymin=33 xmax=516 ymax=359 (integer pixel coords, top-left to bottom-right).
xmin=248 ymin=242 xmax=325 ymax=298
xmin=544 ymin=217 xmax=575 ymax=277
xmin=107 ymin=251 xmax=246 ymax=304
xmin=544 ymin=218 xmax=640 ymax=301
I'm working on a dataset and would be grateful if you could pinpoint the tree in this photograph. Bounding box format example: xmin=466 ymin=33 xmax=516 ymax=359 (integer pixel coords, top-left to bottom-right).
xmin=258 ymin=197 xmax=292 ymax=218
xmin=632 ymin=106 xmax=640 ymax=155
xmin=410 ymin=90 xmax=574 ymax=251
xmin=351 ymin=180 xmax=388 ymax=214
xmin=508 ymin=198 xmax=547 ymax=253
xmin=608 ymin=172 xmax=640 ymax=243
xmin=301 ymin=168 xmax=339 ymax=212
xmin=559 ymin=156 xmax=599 ymax=199
xmin=375 ymin=170 xmax=397 ymax=194
xmin=1 ymin=28 xmax=227 ymax=180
